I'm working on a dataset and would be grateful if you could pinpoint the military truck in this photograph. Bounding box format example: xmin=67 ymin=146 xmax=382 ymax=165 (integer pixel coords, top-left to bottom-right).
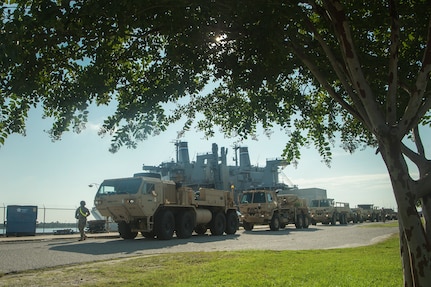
xmin=351 ymin=207 xmax=365 ymax=223
xmin=357 ymin=204 xmax=382 ymax=222
xmin=93 ymin=174 xmax=239 ymax=240
xmin=238 ymin=190 xmax=310 ymax=231
xmin=309 ymin=199 xmax=352 ymax=225
xmin=382 ymin=208 xmax=398 ymax=221
xmin=334 ymin=202 xmax=354 ymax=224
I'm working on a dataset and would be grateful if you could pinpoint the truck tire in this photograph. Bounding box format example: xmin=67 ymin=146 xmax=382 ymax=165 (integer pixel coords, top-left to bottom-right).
xmin=303 ymin=215 xmax=310 ymax=228
xmin=340 ymin=213 xmax=347 ymax=225
xmin=331 ymin=213 xmax=337 ymax=225
xmin=210 ymin=212 xmax=226 ymax=236
xmin=225 ymin=210 xmax=239 ymax=235
xmin=270 ymin=213 xmax=280 ymax=231
xmin=176 ymin=210 xmax=195 ymax=239
xmin=243 ymin=221 xmax=254 ymax=231
xmin=295 ymin=215 xmax=303 ymax=229
xmin=118 ymin=221 xmax=138 ymax=240
xmin=155 ymin=209 xmax=175 ymax=240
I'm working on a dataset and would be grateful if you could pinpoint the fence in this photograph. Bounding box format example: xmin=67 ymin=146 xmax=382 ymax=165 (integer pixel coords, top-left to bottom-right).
xmin=1 ymin=204 xmax=78 ymax=235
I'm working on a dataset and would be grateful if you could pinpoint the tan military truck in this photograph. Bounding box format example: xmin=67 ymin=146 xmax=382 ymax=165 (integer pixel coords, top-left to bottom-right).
xmin=357 ymin=204 xmax=382 ymax=222
xmin=94 ymin=174 xmax=239 ymax=240
xmin=238 ymin=190 xmax=310 ymax=231
xmin=334 ymin=202 xmax=354 ymax=224
xmin=351 ymin=207 xmax=365 ymax=223
xmin=309 ymin=199 xmax=352 ymax=225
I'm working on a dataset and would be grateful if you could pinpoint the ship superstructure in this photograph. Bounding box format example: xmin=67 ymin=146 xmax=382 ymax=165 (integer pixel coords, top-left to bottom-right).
xmin=139 ymin=141 xmax=297 ymax=201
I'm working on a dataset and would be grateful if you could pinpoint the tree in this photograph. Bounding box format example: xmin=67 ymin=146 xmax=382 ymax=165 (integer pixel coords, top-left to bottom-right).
xmin=1 ymin=1 xmax=430 ymax=285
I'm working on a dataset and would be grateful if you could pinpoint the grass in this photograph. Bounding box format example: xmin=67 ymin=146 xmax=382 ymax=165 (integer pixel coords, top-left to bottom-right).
xmin=360 ymin=221 xmax=399 ymax=228
xmin=0 ymin=233 xmax=402 ymax=287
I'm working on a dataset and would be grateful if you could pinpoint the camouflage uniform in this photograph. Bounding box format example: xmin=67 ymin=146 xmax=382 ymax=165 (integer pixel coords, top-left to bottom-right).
xmin=75 ymin=201 xmax=90 ymax=241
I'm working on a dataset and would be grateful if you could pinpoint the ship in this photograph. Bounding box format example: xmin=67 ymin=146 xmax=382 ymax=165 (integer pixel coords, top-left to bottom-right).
xmin=137 ymin=141 xmax=299 ymax=202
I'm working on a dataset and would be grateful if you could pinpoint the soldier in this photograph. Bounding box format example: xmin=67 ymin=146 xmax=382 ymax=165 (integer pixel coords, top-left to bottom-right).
xmin=75 ymin=200 xmax=90 ymax=241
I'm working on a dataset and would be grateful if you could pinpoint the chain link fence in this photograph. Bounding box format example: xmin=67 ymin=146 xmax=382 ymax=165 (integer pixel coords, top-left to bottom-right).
xmin=0 ymin=205 xmax=78 ymax=235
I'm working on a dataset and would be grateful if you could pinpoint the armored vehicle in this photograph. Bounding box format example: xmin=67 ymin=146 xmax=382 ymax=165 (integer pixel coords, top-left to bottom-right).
xmin=334 ymin=202 xmax=354 ymax=224
xmin=309 ymin=198 xmax=337 ymax=225
xmin=94 ymin=174 xmax=238 ymax=240
xmin=351 ymin=207 xmax=365 ymax=223
xmin=357 ymin=204 xmax=382 ymax=222
xmin=382 ymin=208 xmax=398 ymax=221
xmin=238 ymin=190 xmax=310 ymax=231
xmin=309 ymin=199 xmax=352 ymax=225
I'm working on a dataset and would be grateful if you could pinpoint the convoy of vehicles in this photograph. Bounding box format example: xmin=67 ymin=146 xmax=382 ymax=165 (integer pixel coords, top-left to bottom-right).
xmin=91 ymin=142 xmax=397 ymax=239
xmin=94 ymin=174 xmax=238 ymax=240
xmin=92 ymin=176 xmax=396 ymax=238
xmin=238 ymin=190 xmax=311 ymax=231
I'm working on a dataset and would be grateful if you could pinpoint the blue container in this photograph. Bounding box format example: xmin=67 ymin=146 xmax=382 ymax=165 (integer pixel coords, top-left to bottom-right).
xmin=6 ymin=205 xmax=38 ymax=236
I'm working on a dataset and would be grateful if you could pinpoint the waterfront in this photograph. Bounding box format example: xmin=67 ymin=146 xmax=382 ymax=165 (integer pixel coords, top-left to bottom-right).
xmin=0 ymin=227 xmax=79 ymax=236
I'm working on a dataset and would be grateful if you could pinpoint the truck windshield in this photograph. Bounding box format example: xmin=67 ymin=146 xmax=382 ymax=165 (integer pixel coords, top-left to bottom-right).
xmin=97 ymin=178 xmax=142 ymax=195
xmin=241 ymin=192 xmax=266 ymax=204
xmin=310 ymin=199 xmax=333 ymax=207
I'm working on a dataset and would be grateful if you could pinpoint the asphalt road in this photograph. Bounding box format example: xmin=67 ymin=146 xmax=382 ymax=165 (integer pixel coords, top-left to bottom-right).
xmin=0 ymin=223 xmax=398 ymax=274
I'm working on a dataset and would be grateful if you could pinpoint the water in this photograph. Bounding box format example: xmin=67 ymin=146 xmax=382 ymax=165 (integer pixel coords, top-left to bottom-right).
xmin=0 ymin=227 xmax=78 ymax=235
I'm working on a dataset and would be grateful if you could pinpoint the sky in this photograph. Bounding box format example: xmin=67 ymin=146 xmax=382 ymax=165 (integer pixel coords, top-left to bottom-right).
xmin=0 ymin=104 xmax=429 ymax=223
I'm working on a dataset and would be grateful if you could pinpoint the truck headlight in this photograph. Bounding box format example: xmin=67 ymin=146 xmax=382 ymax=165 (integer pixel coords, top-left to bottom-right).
xmin=122 ymin=199 xmax=135 ymax=204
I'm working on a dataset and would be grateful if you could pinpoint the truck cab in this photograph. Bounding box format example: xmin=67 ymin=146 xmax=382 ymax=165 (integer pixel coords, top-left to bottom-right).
xmin=309 ymin=198 xmax=337 ymax=225
xmin=239 ymin=190 xmax=280 ymax=231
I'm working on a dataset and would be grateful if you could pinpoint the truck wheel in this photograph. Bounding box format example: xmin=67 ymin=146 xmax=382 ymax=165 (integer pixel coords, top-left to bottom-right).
xmin=341 ymin=214 xmax=347 ymax=225
xmin=194 ymin=224 xmax=207 ymax=235
xmin=295 ymin=215 xmax=303 ymax=229
xmin=303 ymin=215 xmax=310 ymax=229
xmin=270 ymin=214 xmax=280 ymax=231
xmin=225 ymin=210 xmax=239 ymax=235
xmin=210 ymin=212 xmax=226 ymax=236
xmin=331 ymin=214 xmax=337 ymax=225
xmin=155 ymin=209 xmax=175 ymax=240
xmin=243 ymin=221 xmax=254 ymax=231
xmin=118 ymin=221 xmax=138 ymax=240
xmin=176 ymin=211 xmax=194 ymax=239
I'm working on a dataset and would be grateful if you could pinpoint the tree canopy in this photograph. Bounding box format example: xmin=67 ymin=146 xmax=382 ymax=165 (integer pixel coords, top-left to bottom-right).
xmin=2 ymin=1 xmax=431 ymax=285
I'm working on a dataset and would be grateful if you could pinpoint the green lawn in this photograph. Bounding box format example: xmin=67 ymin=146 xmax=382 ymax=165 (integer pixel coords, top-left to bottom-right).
xmin=0 ymin=233 xmax=402 ymax=287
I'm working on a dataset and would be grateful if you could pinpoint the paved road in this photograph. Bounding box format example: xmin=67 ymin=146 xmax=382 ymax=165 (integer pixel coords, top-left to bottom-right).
xmin=0 ymin=223 xmax=398 ymax=274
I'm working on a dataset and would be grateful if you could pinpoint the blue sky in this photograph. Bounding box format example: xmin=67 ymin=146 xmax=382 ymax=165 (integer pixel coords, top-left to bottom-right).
xmin=1 ymin=104 xmax=427 ymax=223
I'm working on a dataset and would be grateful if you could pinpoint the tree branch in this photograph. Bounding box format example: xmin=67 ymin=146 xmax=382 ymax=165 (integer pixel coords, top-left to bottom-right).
xmin=416 ymin=173 xmax=431 ymax=200
xmin=386 ymin=0 xmax=400 ymax=126
xmin=398 ymin=17 xmax=431 ymax=137
xmin=289 ymin=41 xmax=365 ymax=125
xmin=413 ymin=126 xmax=425 ymax=157
xmin=301 ymin=4 xmax=371 ymax=130
xmin=323 ymin=0 xmax=387 ymax=135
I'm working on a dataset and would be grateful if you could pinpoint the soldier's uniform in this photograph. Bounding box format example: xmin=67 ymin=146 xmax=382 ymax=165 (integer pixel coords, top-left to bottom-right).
xmin=75 ymin=201 xmax=90 ymax=241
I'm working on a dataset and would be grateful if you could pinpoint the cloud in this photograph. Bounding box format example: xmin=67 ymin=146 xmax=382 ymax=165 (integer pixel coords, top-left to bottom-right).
xmin=294 ymin=173 xmax=391 ymax=189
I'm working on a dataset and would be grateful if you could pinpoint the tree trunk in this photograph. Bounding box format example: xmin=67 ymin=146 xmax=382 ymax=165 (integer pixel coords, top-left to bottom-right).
xmin=379 ymin=141 xmax=431 ymax=287
xmin=421 ymin=195 xmax=431 ymax=243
